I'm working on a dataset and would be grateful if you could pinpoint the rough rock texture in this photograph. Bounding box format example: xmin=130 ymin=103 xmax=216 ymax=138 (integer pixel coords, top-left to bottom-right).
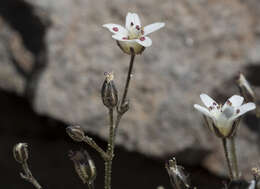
xmin=1 ymin=0 xmax=260 ymax=177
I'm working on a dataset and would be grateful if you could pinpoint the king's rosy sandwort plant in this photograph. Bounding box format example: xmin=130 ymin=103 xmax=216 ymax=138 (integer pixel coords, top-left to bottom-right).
xmin=11 ymin=11 xmax=260 ymax=189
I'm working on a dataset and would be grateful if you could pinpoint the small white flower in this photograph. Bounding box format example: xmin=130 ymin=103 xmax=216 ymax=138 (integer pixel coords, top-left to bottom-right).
xmin=194 ymin=94 xmax=256 ymax=138
xmin=103 ymin=12 xmax=165 ymax=55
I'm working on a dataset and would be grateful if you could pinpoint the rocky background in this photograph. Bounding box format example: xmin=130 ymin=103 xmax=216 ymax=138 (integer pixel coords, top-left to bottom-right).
xmin=1 ymin=0 xmax=260 ymax=188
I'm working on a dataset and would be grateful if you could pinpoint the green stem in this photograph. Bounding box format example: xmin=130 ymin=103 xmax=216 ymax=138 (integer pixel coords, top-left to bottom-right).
xmin=104 ymin=108 xmax=114 ymax=189
xmin=83 ymin=136 xmax=109 ymax=161
xmin=230 ymin=137 xmax=239 ymax=180
xmin=87 ymin=182 xmax=95 ymax=189
xmin=222 ymin=138 xmax=234 ymax=180
xmin=104 ymin=50 xmax=136 ymax=189
xmin=120 ymin=52 xmax=135 ymax=108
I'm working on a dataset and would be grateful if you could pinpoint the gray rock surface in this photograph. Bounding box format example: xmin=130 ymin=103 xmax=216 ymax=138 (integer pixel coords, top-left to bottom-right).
xmin=1 ymin=0 xmax=260 ymax=177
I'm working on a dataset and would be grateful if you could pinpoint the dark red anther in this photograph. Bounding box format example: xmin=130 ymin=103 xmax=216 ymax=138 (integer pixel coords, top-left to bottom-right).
xmin=113 ymin=27 xmax=119 ymax=32
xmin=213 ymin=102 xmax=217 ymax=106
xmin=236 ymin=109 xmax=240 ymax=114
xmin=136 ymin=25 xmax=140 ymax=30
xmin=140 ymin=36 xmax=145 ymax=41
xmin=131 ymin=22 xmax=134 ymax=26
xmin=122 ymin=37 xmax=128 ymax=40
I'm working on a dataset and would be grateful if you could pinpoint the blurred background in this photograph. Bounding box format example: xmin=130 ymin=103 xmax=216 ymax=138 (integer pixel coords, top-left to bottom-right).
xmin=0 ymin=0 xmax=260 ymax=188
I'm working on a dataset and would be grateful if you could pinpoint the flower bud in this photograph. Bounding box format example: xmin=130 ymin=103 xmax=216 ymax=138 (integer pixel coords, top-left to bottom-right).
xmin=69 ymin=149 xmax=97 ymax=185
xmin=237 ymin=73 xmax=255 ymax=102
xmin=101 ymin=72 xmax=118 ymax=109
xmin=13 ymin=143 xmax=29 ymax=164
xmin=165 ymin=157 xmax=190 ymax=189
xmin=66 ymin=126 xmax=85 ymax=142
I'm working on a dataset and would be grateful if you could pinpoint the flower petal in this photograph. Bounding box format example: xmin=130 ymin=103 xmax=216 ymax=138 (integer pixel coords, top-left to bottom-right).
xmin=103 ymin=24 xmax=128 ymax=36
xmin=132 ymin=13 xmax=141 ymax=27
xmin=223 ymin=95 xmax=244 ymax=109
xmin=231 ymin=102 xmax=256 ymax=120
xmin=135 ymin=36 xmax=152 ymax=47
xmin=112 ymin=34 xmax=131 ymax=41
xmin=200 ymin=93 xmax=218 ymax=108
xmin=194 ymin=104 xmax=212 ymax=118
xmin=143 ymin=22 xmax=165 ymax=35
xmin=125 ymin=12 xmax=135 ymax=30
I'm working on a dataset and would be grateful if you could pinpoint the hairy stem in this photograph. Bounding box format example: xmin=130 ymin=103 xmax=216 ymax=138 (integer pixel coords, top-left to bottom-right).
xmin=222 ymin=138 xmax=234 ymax=180
xmin=104 ymin=108 xmax=114 ymax=189
xmin=21 ymin=162 xmax=42 ymax=189
xmin=83 ymin=136 xmax=109 ymax=161
xmin=104 ymin=50 xmax=136 ymax=189
xmin=87 ymin=182 xmax=95 ymax=189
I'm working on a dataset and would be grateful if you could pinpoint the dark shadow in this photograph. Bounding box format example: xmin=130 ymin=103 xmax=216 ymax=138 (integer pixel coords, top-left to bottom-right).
xmin=0 ymin=89 xmax=227 ymax=189
xmin=244 ymin=64 xmax=260 ymax=86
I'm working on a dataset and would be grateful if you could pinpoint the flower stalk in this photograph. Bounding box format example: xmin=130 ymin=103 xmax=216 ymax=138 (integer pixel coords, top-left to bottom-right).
xmin=222 ymin=138 xmax=235 ymax=180
xmin=13 ymin=143 xmax=42 ymax=189
xmin=104 ymin=48 xmax=135 ymax=189
xmin=230 ymin=136 xmax=239 ymax=179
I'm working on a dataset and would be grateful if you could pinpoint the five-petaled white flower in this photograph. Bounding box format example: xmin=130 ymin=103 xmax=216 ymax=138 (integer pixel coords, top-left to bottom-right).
xmin=103 ymin=12 xmax=165 ymax=55
xmin=194 ymin=94 xmax=256 ymax=138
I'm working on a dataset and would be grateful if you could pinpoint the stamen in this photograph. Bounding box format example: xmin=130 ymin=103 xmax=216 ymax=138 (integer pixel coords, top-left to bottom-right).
xmin=209 ymin=106 xmax=213 ymax=111
xmin=112 ymin=27 xmax=119 ymax=32
xmin=140 ymin=36 xmax=145 ymax=41
xmin=122 ymin=37 xmax=128 ymax=40
xmin=131 ymin=22 xmax=134 ymax=26
xmin=236 ymin=109 xmax=240 ymax=114
xmin=136 ymin=25 xmax=140 ymax=30
xmin=227 ymin=100 xmax=232 ymax=106
xmin=213 ymin=102 xmax=217 ymax=106
xmin=141 ymin=30 xmax=144 ymax=35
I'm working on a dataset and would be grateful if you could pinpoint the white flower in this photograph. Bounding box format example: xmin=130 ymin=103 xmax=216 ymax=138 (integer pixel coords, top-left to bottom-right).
xmin=194 ymin=94 xmax=256 ymax=138
xmin=103 ymin=12 xmax=165 ymax=55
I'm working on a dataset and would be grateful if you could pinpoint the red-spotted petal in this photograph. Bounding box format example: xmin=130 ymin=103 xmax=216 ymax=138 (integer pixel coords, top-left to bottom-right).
xmin=125 ymin=12 xmax=135 ymax=30
xmin=231 ymin=102 xmax=256 ymax=120
xmin=132 ymin=13 xmax=141 ymax=27
xmin=135 ymin=36 xmax=152 ymax=47
xmin=112 ymin=34 xmax=131 ymax=42
xmin=103 ymin=24 xmax=128 ymax=35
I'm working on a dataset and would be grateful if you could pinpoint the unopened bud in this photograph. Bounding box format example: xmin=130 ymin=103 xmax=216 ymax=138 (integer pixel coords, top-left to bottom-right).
xmin=118 ymin=100 xmax=130 ymax=115
xmin=69 ymin=149 xmax=97 ymax=185
xmin=66 ymin=126 xmax=85 ymax=142
xmin=13 ymin=143 xmax=29 ymax=164
xmin=165 ymin=157 xmax=190 ymax=189
xmin=101 ymin=72 xmax=118 ymax=109
xmin=237 ymin=73 xmax=255 ymax=102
